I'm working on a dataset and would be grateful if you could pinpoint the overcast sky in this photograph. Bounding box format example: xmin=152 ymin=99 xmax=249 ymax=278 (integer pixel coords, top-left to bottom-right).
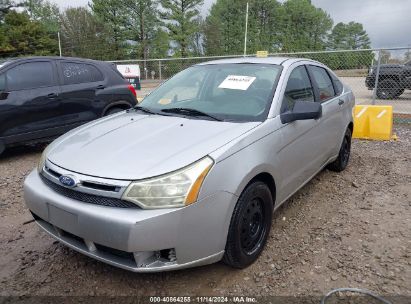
xmin=51 ymin=0 xmax=411 ymax=49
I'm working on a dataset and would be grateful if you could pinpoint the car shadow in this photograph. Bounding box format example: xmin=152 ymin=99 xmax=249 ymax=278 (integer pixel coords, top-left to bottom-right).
xmin=0 ymin=143 xmax=46 ymax=161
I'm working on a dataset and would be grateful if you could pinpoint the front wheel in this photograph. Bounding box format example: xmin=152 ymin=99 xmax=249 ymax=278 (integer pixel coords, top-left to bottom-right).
xmin=376 ymin=79 xmax=403 ymax=99
xmin=223 ymin=181 xmax=273 ymax=268
xmin=327 ymin=128 xmax=352 ymax=172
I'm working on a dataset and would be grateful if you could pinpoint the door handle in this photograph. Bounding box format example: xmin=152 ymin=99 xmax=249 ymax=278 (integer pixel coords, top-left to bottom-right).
xmin=47 ymin=93 xmax=58 ymax=99
xmin=96 ymin=85 xmax=105 ymax=90
xmin=338 ymin=99 xmax=345 ymax=106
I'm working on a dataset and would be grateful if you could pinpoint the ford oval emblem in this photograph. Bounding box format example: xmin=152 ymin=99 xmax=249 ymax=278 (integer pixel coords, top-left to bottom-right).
xmin=59 ymin=175 xmax=76 ymax=188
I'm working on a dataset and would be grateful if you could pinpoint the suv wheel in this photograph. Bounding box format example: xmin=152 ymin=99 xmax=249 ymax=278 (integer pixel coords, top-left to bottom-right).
xmin=223 ymin=181 xmax=273 ymax=268
xmin=377 ymin=79 xmax=404 ymax=99
xmin=0 ymin=141 xmax=5 ymax=156
xmin=327 ymin=128 xmax=352 ymax=172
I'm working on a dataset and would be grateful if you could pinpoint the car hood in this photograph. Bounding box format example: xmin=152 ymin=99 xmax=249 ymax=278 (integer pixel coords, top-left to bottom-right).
xmin=48 ymin=112 xmax=260 ymax=180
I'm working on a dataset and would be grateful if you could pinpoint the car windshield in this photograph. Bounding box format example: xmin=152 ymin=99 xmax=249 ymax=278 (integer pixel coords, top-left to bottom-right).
xmin=140 ymin=63 xmax=282 ymax=122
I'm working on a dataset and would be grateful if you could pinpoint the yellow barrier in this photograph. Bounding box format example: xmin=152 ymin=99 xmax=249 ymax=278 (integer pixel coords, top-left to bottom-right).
xmin=353 ymin=105 xmax=393 ymax=140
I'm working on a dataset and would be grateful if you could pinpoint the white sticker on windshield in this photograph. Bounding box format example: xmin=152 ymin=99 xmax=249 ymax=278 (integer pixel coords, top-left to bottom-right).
xmin=218 ymin=75 xmax=256 ymax=91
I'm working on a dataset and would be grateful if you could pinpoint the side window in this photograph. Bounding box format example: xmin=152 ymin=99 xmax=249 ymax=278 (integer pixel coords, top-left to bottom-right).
xmin=6 ymin=62 xmax=54 ymax=91
xmin=282 ymin=66 xmax=314 ymax=113
xmin=0 ymin=73 xmax=5 ymax=91
xmin=308 ymin=66 xmax=335 ymax=102
xmin=61 ymin=62 xmax=104 ymax=85
xmin=331 ymin=74 xmax=344 ymax=95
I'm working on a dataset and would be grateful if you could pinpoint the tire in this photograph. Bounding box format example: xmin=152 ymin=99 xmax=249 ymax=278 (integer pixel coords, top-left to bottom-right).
xmin=327 ymin=128 xmax=352 ymax=172
xmin=376 ymin=79 xmax=403 ymax=99
xmin=104 ymin=107 xmax=126 ymax=116
xmin=223 ymin=181 xmax=273 ymax=268
xmin=0 ymin=141 xmax=4 ymax=156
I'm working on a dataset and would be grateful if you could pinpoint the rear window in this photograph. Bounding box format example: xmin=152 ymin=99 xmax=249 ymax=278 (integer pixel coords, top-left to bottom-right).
xmin=331 ymin=74 xmax=344 ymax=95
xmin=6 ymin=62 xmax=54 ymax=90
xmin=308 ymin=66 xmax=335 ymax=102
xmin=61 ymin=62 xmax=104 ymax=85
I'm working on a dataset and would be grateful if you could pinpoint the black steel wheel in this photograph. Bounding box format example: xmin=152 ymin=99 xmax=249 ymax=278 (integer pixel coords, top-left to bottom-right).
xmin=223 ymin=181 xmax=273 ymax=268
xmin=327 ymin=127 xmax=352 ymax=172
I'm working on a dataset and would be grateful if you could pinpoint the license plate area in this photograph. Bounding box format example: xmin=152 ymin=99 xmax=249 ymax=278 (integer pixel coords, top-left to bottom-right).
xmin=47 ymin=204 xmax=78 ymax=232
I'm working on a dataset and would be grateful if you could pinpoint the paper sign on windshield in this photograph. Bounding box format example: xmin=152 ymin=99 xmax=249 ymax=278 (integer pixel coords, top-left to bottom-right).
xmin=218 ymin=75 xmax=256 ymax=91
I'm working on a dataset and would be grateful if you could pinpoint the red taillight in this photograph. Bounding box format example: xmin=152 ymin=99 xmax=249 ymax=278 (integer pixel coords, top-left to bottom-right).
xmin=128 ymin=84 xmax=137 ymax=97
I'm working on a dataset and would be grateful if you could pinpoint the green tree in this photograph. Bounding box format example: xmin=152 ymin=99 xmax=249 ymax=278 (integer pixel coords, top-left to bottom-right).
xmin=90 ymin=0 xmax=128 ymax=59
xmin=278 ymin=0 xmax=333 ymax=52
xmin=60 ymin=7 xmax=113 ymax=60
xmin=160 ymin=0 xmax=203 ymax=57
xmin=0 ymin=11 xmax=58 ymax=57
xmin=124 ymin=0 xmax=162 ymax=60
xmin=329 ymin=21 xmax=371 ymax=50
xmin=204 ymin=0 xmax=332 ymax=55
xmin=26 ymin=0 xmax=60 ymax=32
xmin=204 ymin=0 xmax=252 ymax=55
xmin=150 ymin=28 xmax=169 ymax=58
xmin=0 ymin=0 xmax=24 ymax=22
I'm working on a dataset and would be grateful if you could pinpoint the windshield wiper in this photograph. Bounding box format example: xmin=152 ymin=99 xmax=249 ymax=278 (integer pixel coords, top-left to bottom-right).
xmin=134 ymin=106 xmax=158 ymax=115
xmin=161 ymin=108 xmax=223 ymax=121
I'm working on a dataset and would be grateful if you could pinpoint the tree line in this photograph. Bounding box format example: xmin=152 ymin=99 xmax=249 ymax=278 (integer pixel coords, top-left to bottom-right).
xmin=1 ymin=0 xmax=372 ymax=62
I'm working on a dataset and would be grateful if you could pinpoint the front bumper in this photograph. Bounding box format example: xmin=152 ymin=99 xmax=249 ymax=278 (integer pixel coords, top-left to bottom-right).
xmin=365 ymin=75 xmax=376 ymax=89
xmin=24 ymin=169 xmax=237 ymax=272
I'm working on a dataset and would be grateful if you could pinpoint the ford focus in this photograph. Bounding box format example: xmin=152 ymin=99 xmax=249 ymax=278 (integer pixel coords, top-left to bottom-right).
xmin=24 ymin=57 xmax=354 ymax=272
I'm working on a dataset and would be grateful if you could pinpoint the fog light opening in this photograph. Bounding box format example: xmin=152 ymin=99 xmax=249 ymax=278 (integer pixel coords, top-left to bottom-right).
xmin=134 ymin=248 xmax=177 ymax=268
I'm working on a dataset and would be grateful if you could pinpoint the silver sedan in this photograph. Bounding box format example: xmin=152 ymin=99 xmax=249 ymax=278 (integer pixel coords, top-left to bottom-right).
xmin=24 ymin=57 xmax=355 ymax=272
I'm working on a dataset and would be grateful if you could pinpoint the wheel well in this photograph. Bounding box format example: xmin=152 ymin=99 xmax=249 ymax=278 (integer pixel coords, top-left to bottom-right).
xmin=347 ymin=122 xmax=353 ymax=134
xmin=248 ymin=172 xmax=276 ymax=206
xmin=103 ymin=101 xmax=132 ymax=116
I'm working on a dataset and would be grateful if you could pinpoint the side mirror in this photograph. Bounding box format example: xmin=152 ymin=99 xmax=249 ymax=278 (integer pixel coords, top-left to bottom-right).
xmin=280 ymin=100 xmax=322 ymax=124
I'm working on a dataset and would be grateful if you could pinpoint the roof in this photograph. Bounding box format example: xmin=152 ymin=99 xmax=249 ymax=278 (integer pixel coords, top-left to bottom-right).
xmin=1 ymin=56 xmax=103 ymax=64
xmin=196 ymin=56 xmax=300 ymax=66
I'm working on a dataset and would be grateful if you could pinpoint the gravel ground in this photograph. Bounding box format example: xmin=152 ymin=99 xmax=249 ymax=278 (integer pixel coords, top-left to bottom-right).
xmin=0 ymin=126 xmax=410 ymax=300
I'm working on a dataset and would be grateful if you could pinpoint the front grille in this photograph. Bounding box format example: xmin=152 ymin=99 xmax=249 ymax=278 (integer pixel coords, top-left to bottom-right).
xmin=40 ymin=175 xmax=139 ymax=209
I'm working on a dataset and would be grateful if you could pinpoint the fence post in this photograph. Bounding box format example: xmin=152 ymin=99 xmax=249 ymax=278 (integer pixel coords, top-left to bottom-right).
xmin=372 ymin=50 xmax=382 ymax=105
xmin=159 ymin=60 xmax=162 ymax=81
xmin=143 ymin=60 xmax=148 ymax=80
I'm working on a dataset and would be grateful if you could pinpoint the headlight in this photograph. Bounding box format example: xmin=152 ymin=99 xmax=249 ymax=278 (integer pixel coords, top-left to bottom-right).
xmin=37 ymin=144 xmax=51 ymax=173
xmin=122 ymin=157 xmax=214 ymax=209
xmin=369 ymin=68 xmax=374 ymax=75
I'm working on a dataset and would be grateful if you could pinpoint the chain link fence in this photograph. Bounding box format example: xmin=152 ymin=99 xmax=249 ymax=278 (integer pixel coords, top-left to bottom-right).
xmin=110 ymin=47 xmax=411 ymax=123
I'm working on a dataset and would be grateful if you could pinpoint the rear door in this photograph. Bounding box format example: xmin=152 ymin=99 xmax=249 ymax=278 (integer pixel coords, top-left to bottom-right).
xmin=0 ymin=60 xmax=62 ymax=143
xmin=57 ymin=60 xmax=106 ymax=126
xmin=307 ymin=65 xmax=344 ymax=158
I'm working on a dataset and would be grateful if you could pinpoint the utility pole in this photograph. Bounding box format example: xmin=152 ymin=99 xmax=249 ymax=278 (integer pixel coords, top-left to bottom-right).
xmin=243 ymin=2 xmax=249 ymax=57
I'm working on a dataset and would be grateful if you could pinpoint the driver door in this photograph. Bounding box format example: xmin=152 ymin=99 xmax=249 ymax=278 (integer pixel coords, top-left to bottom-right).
xmin=277 ymin=65 xmax=328 ymax=199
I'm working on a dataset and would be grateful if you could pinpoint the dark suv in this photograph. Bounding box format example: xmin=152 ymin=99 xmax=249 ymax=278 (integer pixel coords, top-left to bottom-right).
xmin=365 ymin=60 xmax=411 ymax=99
xmin=0 ymin=57 xmax=137 ymax=155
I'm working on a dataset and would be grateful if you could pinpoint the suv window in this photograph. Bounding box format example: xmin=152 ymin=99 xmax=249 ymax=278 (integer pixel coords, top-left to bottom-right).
xmin=282 ymin=66 xmax=314 ymax=113
xmin=308 ymin=66 xmax=335 ymax=102
xmin=61 ymin=62 xmax=104 ymax=85
xmin=6 ymin=62 xmax=54 ymax=91
xmin=0 ymin=73 xmax=5 ymax=91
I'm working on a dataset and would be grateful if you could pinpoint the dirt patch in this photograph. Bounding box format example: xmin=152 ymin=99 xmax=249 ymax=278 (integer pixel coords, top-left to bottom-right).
xmin=0 ymin=126 xmax=410 ymax=298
